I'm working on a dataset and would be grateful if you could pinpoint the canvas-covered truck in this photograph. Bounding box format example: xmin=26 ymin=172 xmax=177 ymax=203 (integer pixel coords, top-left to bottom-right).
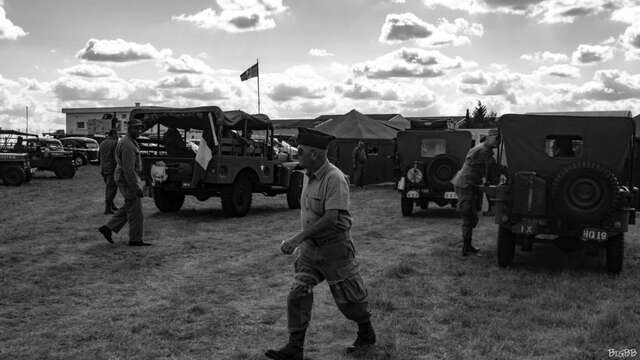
xmin=483 ymin=112 xmax=637 ymax=274
xmin=135 ymin=106 xmax=304 ymax=217
xmin=396 ymin=129 xmax=472 ymax=216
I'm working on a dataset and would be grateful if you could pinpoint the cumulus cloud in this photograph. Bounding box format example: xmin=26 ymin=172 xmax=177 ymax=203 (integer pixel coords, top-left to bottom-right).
xmin=571 ymin=44 xmax=615 ymax=65
xmin=161 ymin=54 xmax=213 ymax=74
xmin=458 ymin=70 xmax=522 ymax=103
xmin=611 ymin=4 xmax=640 ymax=23
xmin=269 ymin=83 xmax=324 ymax=102
xmin=52 ymin=77 xmax=127 ymax=101
xmin=353 ymin=47 xmax=474 ymax=79
xmin=379 ymin=14 xmax=483 ymax=47
xmin=76 ymin=38 xmax=171 ymax=62
xmin=0 ymin=5 xmax=27 ymax=40
xmin=534 ymin=64 xmax=581 ymax=78
xmin=573 ymin=69 xmax=640 ymax=101
xmin=336 ymin=81 xmax=399 ymax=101
xmin=520 ymin=51 xmax=569 ymax=63
xmin=620 ymin=23 xmax=640 ymax=60
xmin=59 ymin=64 xmax=116 ymax=78
xmin=309 ymin=48 xmax=335 ymax=57
xmin=172 ymin=0 xmax=287 ymax=33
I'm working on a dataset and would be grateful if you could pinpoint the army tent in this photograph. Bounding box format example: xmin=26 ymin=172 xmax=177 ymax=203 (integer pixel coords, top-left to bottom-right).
xmin=314 ymin=109 xmax=398 ymax=185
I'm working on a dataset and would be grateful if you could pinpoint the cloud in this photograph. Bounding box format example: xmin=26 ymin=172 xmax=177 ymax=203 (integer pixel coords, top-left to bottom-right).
xmin=571 ymin=44 xmax=615 ymax=65
xmin=269 ymin=83 xmax=324 ymax=102
xmin=337 ymin=82 xmax=399 ymax=101
xmin=172 ymin=0 xmax=287 ymax=33
xmin=59 ymin=64 xmax=116 ymax=78
xmin=379 ymin=14 xmax=483 ymax=47
xmin=573 ymin=69 xmax=640 ymax=101
xmin=353 ymin=47 xmax=474 ymax=79
xmin=52 ymin=77 xmax=127 ymax=101
xmin=458 ymin=70 xmax=522 ymax=103
xmin=161 ymin=54 xmax=213 ymax=74
xmin=76 ymin=38 xmax=171 ymax=62
xmin=611 ymin=4 xmax=640 ymax=23
xmin=309 ymin=48 xmax=335 ymax=57
xmin=0 ymin=6 xmax=27 ymax=40
xmin=520 ymin=51 xmax=569 ymax=63
xmin=534 ymin=64 xmax=581 ymax=78
xmin=620 ymin=23 xmax=640 ymax=60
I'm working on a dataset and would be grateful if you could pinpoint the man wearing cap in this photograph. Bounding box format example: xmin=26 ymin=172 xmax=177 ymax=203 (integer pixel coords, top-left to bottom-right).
xmin=451 ymin=129 xmax=500 ymax=256
xmin=99 ymin=129 xmax=119 ymax=214
xmin=266 ymin=128 xmax=376 ymax=360
xmin=98 ymin=118 xmax=150 ymax=246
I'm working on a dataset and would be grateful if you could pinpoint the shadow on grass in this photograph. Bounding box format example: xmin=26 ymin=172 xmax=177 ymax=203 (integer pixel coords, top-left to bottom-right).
xmin=147 ymin=205 xmax=293 ymax=220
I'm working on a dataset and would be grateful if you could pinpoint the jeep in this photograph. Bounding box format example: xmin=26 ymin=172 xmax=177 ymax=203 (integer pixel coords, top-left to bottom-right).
xmin=484 ymin=112 xmax=636 ymax=274
xmin=134 ymin=106 xmax=303 ymax=217
xmin=396 ymin=129 xmax=472 ymax=216
xmin=0 ymin=130 xmax=76 ymax=179
xmin=0 ymin=152 xmax=33 ymax=186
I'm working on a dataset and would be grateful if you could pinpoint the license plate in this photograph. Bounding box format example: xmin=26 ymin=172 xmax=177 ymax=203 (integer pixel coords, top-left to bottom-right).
xmin=406 ymin=190 xmax=419 ymax=199
xmin=517 ymin=223 xmax=537 ymax=234
xmin=582 ymin=228 xmax=608 ymax=241
xmin=181 ymin=181 xmax=191 ymax=188
xmin=444 ymin=191 xmax=457 ymax=199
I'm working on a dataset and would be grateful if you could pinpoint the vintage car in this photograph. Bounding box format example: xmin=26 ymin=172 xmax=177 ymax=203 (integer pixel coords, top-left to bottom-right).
xmin=60 ymin=137 xmax=100 ymax=166
xmin=0 ymin=130 xmax=75 ymax=179
xmin=135 ymin=106 xmax=303 ymax=217
xmin=396 ymin=129 xmax=472 ymax=216
xmin=483 ymin=112 xmax=636 ymax=274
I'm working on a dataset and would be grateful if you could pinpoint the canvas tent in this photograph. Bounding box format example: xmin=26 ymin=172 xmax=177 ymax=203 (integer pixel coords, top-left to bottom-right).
xmin=314 ymin=109 xmax=398 ymax=185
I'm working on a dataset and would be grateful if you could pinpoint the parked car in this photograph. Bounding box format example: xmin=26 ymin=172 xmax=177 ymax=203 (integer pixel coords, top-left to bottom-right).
xmin=483 ymin=112 xmax=637 ymax=274
xmin=60 ymin=137 xmax=100 ymax=166
xmin=0 ymin=151 xmax=33 ymax=185
xmin=0 ymin=130 xmax=75 ymax=179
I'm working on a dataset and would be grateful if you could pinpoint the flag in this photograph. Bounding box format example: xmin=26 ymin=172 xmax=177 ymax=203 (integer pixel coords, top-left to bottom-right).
xmin=240 ymin=62 xmax=259 ymax=81
xmin=192 ymin=112 xmax=219 ymax=185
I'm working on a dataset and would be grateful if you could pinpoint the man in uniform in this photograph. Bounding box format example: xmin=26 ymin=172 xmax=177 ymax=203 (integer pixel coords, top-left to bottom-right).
xmin=265 ymin=128 xmax=376 ymax=360
xmin=12 ymin=136 xmax=27 ymax=153
xmin=99 ymin=129 xmax=119 ymax=214
xmin=98 ymin=118 xmax=150 ymax=246
xmin=351 ymin=140 xmax=367 ymax=189
xmin=451 ymin=129 xmax=500 ymax=256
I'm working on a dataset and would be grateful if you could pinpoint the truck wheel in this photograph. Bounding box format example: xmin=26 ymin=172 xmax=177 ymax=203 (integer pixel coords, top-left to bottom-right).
xmin=427 ymin=154 xmax=460 ymax=192
xmin=287 ymin=171 xmax=303 ymax=209
xmin=401 ymin=196 xmax=413 ymax=216
xmin=497 ymin=225 xmax=515 ymax=267
xmin=74 ymin=155 xmax=86 ymax=166
xmin=221 ymin=173 xmax=253 ymax=217
xmin=54 ymin=163 xmax=76 ymax=179
xmin=606 ymin=234 xmax=624 ymax=274
xmin=3 ymin=166 xmax=25 ymax=186
xmin=153 ymin=187 xmax=185 ymax=212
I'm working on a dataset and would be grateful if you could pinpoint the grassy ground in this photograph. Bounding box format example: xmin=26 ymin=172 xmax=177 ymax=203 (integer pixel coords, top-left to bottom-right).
xmin=1 ymin=166 xmax=639 ymax=360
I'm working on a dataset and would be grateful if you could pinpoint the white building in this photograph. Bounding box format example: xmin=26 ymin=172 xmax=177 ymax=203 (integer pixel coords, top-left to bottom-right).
xmin=61 ymin=103 xmax=167 ymax=136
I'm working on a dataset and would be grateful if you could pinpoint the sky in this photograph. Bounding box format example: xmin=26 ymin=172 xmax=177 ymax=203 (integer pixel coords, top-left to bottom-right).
xmin=0 ymin=0 xmax=639 ymax=132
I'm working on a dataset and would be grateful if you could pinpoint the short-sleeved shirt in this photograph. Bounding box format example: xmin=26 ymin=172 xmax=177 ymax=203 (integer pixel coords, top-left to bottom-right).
xmin=300 ymin=161 xmax=352 ymax=243
xmin=451 ymin=143 xmax=496 ymax=188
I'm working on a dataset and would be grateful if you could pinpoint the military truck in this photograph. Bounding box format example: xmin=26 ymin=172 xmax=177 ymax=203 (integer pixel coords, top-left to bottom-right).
xmin=483 ymin=112 xmax=636 ymax=274
xmin=0 ymin=130 xmax=75 ymax=179
xmin=0 ymin=152 xmax=33 ymax=185
xmin=396 ymin=129 xmax=472 ymax=216
xmin=135 ymin=106 xmax=304 ymax=217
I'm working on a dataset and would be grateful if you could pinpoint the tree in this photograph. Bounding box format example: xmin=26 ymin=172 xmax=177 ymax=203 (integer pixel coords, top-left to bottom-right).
xmin=472 ymin=101 xmax=487 ymax=127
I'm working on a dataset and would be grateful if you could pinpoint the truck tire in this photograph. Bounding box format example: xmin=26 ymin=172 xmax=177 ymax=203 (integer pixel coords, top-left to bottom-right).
xmin=3 ymin=166 xmax=25 ymax=186
xmin=153 ymin=187 xmax=185 ymax=212
xmin=551 ymin=161 xmax=618 ymax=224
xmin=54 ymin=163 xmax=76 ymax=179
xmin=287 ymin=171 xmax=303 ymax=209
xmin=427 ymin=154 xmax=460 ymax=192
xmin=606 ymin=234 xmax=624 ymax=274
xmin=401 ymin=196 xmax=413 ymax=216
xmin=497 ymin=225 xmax=515 ymax=267
xmin=74 ymin=154 xmax=86 ymax=166
xmin=221 ymin=173 xmax=253 ymax=217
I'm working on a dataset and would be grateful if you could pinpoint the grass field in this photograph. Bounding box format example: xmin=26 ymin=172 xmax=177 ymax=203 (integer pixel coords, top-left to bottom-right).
xmin=1 ymin=166 xmax=639 ymax=360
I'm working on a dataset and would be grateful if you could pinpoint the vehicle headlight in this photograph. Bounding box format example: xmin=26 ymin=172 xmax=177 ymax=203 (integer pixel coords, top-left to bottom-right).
xmin=406 ymin=167 xmax=423 ymax=183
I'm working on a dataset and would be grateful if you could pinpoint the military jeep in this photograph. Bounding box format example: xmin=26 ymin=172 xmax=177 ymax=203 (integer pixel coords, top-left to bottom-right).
xmin=0 ymin=152 xmax=33 ymax=185
xmin=484 ymin=112 xmax=636 ymax=274
xmin=0 ymin=130 xmax=75 ymax=179
xmin=396 ymin=129 xmax=471 ymax=216
xmin=135 ymin=106 xmax=303 ymax=217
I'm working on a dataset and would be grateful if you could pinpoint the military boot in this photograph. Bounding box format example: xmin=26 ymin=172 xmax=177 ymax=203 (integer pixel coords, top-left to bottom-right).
xmin=265 ymin=330 xmax=305 ymax=360
xmin=462 ymin=227 xmax=472 ymax=256
xmin=346 ymin=321 xmax=376 ymax=354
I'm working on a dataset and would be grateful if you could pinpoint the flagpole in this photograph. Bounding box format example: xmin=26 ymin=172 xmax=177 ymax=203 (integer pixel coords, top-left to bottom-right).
xmin=257 ymin=58 xmax=261 ymax=114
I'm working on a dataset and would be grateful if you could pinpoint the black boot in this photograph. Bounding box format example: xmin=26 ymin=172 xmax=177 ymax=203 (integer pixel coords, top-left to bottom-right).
xmin=462 ymin=227 xmax=472 ymax=256
xmin=346 ymin=321 xmax=376 ymax=354
xmin=265 ymin=330 xmax=305 ymax=360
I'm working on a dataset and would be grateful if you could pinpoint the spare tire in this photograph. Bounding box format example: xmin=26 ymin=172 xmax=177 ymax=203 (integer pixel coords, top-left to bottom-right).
xmin=427 ymin=154 xmax=460 ymax=192
xmin=551 ymin=161 xmax=618 ymax=224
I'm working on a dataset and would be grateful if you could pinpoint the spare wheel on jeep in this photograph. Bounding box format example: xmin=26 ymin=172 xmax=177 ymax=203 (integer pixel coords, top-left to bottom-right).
xmin=551 ymin=161 xmax=618 ymax=224
xmin=287 ymin=171 xmax=303 ymax=209
xmin=427 ymin=154 xmax=460 ymax=192
xmin=54 ymin=163 xmax=76 ymax=179
xmin=3 ymin=166 xmax=25 ymax=186
xmin=221 ymin=173 xmax=253 ymax=217
xmin=153 ymin=187 xmax=185 ymax=212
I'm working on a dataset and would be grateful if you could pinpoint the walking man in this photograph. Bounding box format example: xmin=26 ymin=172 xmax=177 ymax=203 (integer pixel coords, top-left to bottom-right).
xmin=99 ymin=129 xmax=119 ymax=214
xmin=451 ymin=129 xmax=500 ymax=256
xmin=266 ymin=128 xmax=375 ymax=360
xmin=98 ymin=118 xmax=151 ymax=246
xmin=351 ymin=140 xmax=367 ymax=188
